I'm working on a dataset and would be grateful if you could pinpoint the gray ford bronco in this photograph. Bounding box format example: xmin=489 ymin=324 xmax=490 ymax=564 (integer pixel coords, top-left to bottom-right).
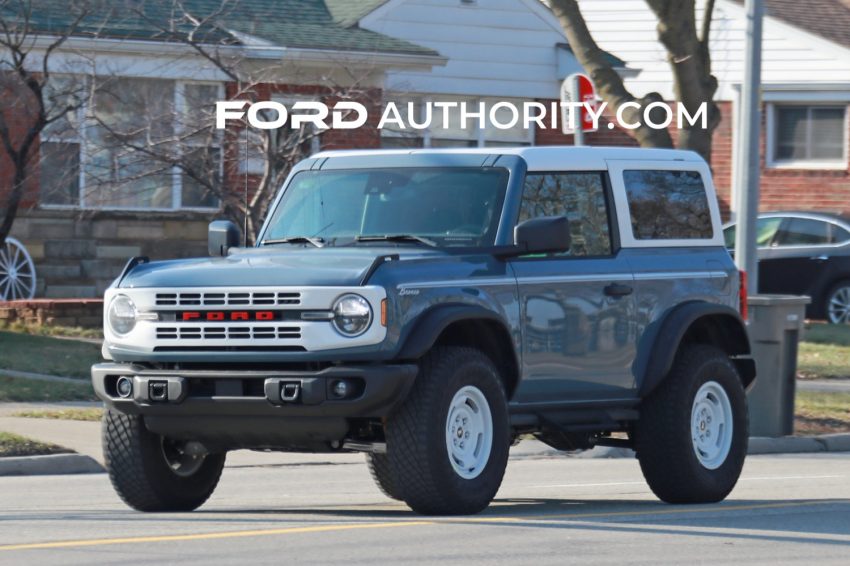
xmin=93 ymin=146 xmax=755 ymax=515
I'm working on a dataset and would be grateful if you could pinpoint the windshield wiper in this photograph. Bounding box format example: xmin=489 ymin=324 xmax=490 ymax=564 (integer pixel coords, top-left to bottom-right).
xmin=355 ymin=234 xmax=437 ymax=247
xmin=261 ymin=236 xmax=325 ymax=248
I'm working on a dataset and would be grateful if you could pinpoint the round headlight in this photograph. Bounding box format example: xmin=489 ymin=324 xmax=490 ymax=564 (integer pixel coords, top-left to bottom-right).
xmin=108 ymin=294 xmax=137 ymax=336
xmin=332 ymin=294 xmax=372 ymax=337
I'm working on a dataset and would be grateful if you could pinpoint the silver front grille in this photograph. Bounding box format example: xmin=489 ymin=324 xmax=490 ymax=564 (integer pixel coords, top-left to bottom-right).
xmin=155 ymin=292 xmax=301 ymax=307
xmin=156 ymin=326 xmax=302 ymax=340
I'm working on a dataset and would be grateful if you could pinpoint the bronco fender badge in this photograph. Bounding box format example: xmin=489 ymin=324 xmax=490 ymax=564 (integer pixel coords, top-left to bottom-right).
xmin=398 ymin=288 xmax=420 ymax=296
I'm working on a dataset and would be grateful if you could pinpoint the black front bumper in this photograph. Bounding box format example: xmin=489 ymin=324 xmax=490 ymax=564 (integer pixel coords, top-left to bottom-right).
xmin=91 ymin=362 xmax=417 ymax=450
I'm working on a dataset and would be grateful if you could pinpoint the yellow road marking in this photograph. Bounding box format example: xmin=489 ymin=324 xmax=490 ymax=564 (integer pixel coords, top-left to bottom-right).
xmin=0 ymin=521 xmax=434 ymax=552
xmin=0 ymin=500 xmax=842 ymax=552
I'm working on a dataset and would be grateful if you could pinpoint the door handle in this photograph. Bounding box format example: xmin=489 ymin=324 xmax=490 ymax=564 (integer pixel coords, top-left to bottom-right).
xmin=604 ymin=283 xmax=633 ymax=297
xmin=809 ymin=255 xmax=829 ymax=261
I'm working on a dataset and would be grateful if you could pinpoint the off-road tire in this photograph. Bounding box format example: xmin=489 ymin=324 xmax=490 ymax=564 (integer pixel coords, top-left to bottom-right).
xmin=103 ymin=409 xmax=226 ymax=512
xmin=384 ymin=346 xmax=510 ymax=515
xmin=635 ymin=345 xmax=748 ymax=504
xmin=365 ymin=453 xmax=403 ymax=500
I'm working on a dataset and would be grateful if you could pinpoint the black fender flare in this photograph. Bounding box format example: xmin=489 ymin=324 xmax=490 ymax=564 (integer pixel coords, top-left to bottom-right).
xmin=637 ymin=301 xmax=755 ymax=398
xmin=395 ymin=304 xmax=517 ymax=363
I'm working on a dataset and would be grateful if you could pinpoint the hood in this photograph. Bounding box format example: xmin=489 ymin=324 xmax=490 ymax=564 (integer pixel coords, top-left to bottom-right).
xmin=119 ymin=246 xmax=442 ymax=288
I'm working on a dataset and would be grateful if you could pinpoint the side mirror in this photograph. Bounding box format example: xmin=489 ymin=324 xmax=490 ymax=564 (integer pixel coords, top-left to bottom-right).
xmin=208 ymin=220 xmax=241 ymax=257
xmin=514 ymin=215 xmax=571 ymax=255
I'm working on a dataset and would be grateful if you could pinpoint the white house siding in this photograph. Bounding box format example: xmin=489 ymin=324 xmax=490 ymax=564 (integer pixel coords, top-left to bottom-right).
xmin=575 ymin=0 xmax=850 ymax=101
xmin=360 ymin=0 xmax=583 ymax=99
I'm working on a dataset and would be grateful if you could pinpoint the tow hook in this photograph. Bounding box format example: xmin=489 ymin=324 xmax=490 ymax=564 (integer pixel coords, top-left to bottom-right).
xmin=281 ymin=382 xmax=301 ymax=402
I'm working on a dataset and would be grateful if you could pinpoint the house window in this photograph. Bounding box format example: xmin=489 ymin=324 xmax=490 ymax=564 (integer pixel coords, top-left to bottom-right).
xmin=769 ymin=105 xmax=847 ymax=168
xmin=380 ymin=96 xmax=533 ymax=149
xmin=40 ymin=77 xmax=223 ymax=210
xmin=40 ymin=76 xmax=86 ymax=206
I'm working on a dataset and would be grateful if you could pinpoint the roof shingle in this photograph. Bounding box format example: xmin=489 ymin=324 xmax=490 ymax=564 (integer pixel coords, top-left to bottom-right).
xmin=732 ymin=0 xmax=850 ymax=50
xmin=2 ymin=0 xmax=438 ymax=57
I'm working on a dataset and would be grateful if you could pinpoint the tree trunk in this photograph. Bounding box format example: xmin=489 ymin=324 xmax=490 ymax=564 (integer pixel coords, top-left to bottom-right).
xmin=646 ymin=0 xmax=721 ymax=162
xmin=0 ymin=161 xmax=28 ymax=246
xmin=549 ymin=0 xmax=674 ymax=149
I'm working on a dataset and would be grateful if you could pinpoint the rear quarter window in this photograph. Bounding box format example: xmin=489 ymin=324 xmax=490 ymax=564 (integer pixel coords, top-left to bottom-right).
xmin=623 ymin=169 xmax=713 ymax=240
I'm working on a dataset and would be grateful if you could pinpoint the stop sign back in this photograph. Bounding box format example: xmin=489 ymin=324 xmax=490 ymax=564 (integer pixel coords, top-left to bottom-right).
xmin=560 ymin=73 xmax=598 ymax=134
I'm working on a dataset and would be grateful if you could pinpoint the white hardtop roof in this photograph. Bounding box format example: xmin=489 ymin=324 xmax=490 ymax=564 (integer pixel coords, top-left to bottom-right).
xmin=311 ymin=146 xmax=705 ymax=171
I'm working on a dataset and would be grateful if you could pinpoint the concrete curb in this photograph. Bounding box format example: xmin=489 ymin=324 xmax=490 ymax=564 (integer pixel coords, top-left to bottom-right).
xmin=513 ymin=434 xmax=850 ymax=460
xmin=749 ymin=433 xmax=850 ymax=455
xmin=0 ymin=454 xmax=104 ymax=476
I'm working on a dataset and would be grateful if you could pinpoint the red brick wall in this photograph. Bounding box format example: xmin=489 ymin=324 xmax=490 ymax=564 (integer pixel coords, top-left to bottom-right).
xmin=0 ymin=75 xmax=41 ymax=208
xmin=534 ymin=99 xmax=850 ymax=218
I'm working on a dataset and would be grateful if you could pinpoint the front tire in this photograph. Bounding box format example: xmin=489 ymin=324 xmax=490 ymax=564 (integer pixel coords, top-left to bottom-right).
xmin=635 ymin=345 xmax=748 ymax=503
xmin=103 ymin=410 xmax=226 ymax=511
xmin=385 ymin=346 xmax=510 ymax=515
xmin=365 ymin=453 xmax=403 ymax=501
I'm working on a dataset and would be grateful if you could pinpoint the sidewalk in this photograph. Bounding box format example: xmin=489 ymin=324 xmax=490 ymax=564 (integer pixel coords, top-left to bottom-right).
xmin=797 ymin=379 xmax=850 ymax=393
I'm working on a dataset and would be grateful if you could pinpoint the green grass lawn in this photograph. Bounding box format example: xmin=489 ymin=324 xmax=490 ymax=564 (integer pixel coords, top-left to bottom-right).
xmin=0 ymin=331 xmax=101 ymax=379
xmin=0 ymin=431 xmax=73 ymax=457
xmin=0 ymin=376 xmax=96 ymax=402
xmin=0 ymin=320 xmax=102 ymax=340
xmin=795 ymin=390 xmax=850 ymax=435
xmin=798 ymin=324 xmax=850 ymax=380
xmin=13 ymin=408 xmax=102 ymax=421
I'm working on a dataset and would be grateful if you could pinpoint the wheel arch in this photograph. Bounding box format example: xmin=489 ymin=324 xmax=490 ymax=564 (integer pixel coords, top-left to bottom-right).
xmin=395 ymin=305 xmax=520 ymax=398
xmin=637 ymin=301 xmax=755 ymax=398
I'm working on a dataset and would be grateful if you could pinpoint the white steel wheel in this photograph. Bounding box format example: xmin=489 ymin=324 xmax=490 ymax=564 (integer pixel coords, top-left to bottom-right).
xmin=827 ymin=284 xmax=850 ymax=324
xmin=445 ymin=385 xmax=493 ymax=480
xmin=691 ymin=381 xmax=734 ymax=470
xmin=0 ymin=237 xmax=36 ymax=301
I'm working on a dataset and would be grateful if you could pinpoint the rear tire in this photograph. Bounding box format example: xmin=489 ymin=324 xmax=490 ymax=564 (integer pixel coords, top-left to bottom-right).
xmin=385 ymin=346 xmax=510 ymax=515
xmin=103 ymin=409 xmax=226 ymax=511
xmin=635 ymin=345 xmax=748 ymax=503
xmin=365 ymin=453 xmax=403 ymax=501
xmin=825 ymin=280 xmax=850 ymax=324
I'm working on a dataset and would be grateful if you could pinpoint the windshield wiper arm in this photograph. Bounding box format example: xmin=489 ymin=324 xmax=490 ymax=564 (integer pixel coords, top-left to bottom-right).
xmin=261 ymin=236 xmax=325 ymax=248
xmin=355 ymin=234 xmax=437 ymax=247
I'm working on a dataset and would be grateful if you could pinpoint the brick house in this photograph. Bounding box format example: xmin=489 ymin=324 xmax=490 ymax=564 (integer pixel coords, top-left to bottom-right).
xmin=5 ymin=0 xmax=848 ymax=301
xmin=569 ymin=0 xmax=850 ymax=217
xmin=3 ymin=0 xmax=445 ymax=298
xmin=5 ymin=0 xmax=597 ymax=299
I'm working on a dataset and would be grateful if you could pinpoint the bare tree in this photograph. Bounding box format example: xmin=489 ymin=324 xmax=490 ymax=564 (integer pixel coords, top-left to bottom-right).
xmin=549 ymin=0 xmax=720 ymax=162
xmin=82 ymin=0 xmax=378 ymax=243
xmin=0 ymin=0 xmax=98 ymax=245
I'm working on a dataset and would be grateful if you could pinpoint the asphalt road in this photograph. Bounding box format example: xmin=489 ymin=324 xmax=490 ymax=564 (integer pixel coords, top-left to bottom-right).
xmin=0 ymin=450 xmax=848 ymax=565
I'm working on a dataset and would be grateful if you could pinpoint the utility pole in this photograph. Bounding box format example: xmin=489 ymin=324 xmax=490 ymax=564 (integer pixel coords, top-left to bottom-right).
xmin=734 ymin=0 xmax=764 ymax=294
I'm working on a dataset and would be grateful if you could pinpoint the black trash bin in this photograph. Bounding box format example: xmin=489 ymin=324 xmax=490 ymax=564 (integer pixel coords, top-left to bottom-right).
xmin=746 ymin=295 xmax=810 ymax=437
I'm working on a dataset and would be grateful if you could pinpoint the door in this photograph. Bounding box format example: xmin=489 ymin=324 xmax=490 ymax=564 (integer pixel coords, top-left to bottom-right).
xmin=759 ymin=216 xmax=837 ymax=297
xmin=510 ymin=171 xmax=637 ymax=404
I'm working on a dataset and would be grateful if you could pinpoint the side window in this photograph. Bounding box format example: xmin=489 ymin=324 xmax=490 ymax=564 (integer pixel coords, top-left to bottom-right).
xmin=832 ymin=224 xmax=850 ymax=244
xmin=519 ymin=172 xmax=611 ymax=256
xmin=623 ymin=170 xmax=713 ymax=240
xmin=723 ymin=217 xmax=783 ymax=249
xmin=776 ymin=218 xmax=831 ymax=246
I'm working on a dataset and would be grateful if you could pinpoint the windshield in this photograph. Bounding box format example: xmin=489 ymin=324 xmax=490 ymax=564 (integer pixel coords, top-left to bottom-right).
xmin=262 ymin=167 xmax=509 ymax=247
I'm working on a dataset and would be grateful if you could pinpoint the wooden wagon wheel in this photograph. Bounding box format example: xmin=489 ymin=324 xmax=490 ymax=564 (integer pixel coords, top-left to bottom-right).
xmin=0 ymin=237 xmax=37 ymax=300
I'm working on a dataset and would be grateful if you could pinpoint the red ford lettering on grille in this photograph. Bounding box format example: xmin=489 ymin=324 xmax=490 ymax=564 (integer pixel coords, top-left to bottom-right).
xmin=180 ymin=311 xmax=276 ymax=321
